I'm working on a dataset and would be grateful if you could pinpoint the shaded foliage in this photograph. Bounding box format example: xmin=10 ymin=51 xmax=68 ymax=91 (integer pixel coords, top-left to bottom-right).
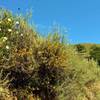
xmin=90 ymin=45 xmax=100 ymax=65
xmin=75 ymin=44 xmax=86 ymax=53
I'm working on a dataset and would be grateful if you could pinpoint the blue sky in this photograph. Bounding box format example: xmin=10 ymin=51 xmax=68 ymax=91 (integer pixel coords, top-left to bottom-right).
xmin=0 ymin=0 xmax=100 ymax=44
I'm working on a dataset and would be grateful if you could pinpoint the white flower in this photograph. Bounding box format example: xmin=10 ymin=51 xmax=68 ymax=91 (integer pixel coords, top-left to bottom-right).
xmin=6 ymin=45 xmax=9 ymax=49
xmin=8 ymin=29 xmax=12 ymax=32
xmin=15 ymin=21 xmax=20 ymax=29
xmin=47 ymin=81 xmax=50 ymax=84
xmin=53 ymin=86 xmax=55 ymax=89
xmin=0 ymin=28 xmax=1 ymax=31
xmin=3 ymin=37 xmax=8 ymax=42
xmin=21 ymin=34 xmax=23 ymax=36
xmin=33 ymin=88 xmax=35 ymax=90
xmin=16 ymin=21 xmax=19 ymax=25
xmin=3 ymin=37 xmax=8 ymax=40
xmin=7 ymin=18 xmax=12 ymax=22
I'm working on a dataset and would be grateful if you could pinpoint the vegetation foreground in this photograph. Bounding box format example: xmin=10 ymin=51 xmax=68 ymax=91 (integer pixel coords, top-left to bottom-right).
xmin=0 ymin=9 xmax=100 ymax=100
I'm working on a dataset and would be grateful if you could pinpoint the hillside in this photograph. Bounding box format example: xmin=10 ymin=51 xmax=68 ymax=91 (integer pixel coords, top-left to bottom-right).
xmin=75 ymin=43 xmax=100 ymax=51
xmin=0 ymin=9 xmax=100 ymax=100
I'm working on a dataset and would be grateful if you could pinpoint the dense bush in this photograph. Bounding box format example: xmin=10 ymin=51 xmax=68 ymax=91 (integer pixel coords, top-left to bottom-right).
xmin=75 ymin=44 xmax=86 ymax=54
xmin=30 ymin=34 xmax=68 ymax=99
xmin=0 ymin=9 xmax=100 ymax=100
xmin=90 ymin=45 xmax=100 ymax=65
xmin=56 ymin=49 xmax=100 ymax=100
xmin=0 ymin=9 xmax=38 ymax=99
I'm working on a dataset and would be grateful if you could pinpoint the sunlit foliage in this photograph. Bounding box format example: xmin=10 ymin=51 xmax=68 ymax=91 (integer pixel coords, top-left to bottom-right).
xmin=0 ymin=9 xmax=100 ymax=100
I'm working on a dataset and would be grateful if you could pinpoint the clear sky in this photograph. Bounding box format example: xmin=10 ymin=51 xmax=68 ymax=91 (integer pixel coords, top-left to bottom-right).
xmin=0 ymin=0 xmax=100 ymax=44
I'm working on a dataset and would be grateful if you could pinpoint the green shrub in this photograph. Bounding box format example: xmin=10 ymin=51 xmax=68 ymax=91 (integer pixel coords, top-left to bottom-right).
xmin=90 ymin=45 xmax=100 ymax=65
xmin=56 ymin=48 xmax=100 ymax=100
xmin=29 ymin=34 xmax=68 ymax=99
xmin=0 ymin=9 xmax=38 ymax=98
xmin=75 ymin=44 xmax=86 ymax=53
